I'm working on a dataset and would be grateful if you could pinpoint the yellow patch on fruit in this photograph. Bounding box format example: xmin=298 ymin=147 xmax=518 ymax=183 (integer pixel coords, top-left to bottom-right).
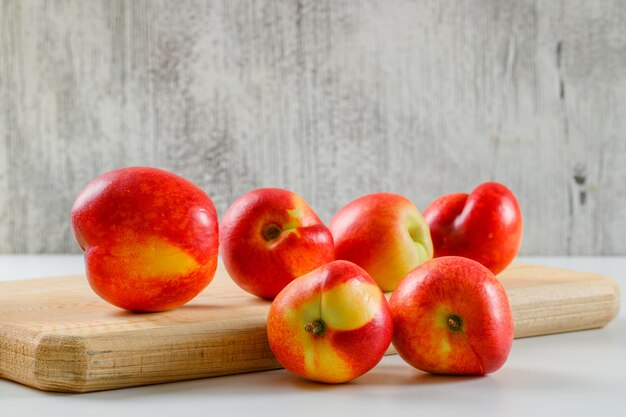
xmin=284 ymin=296 xmax=321 ymax=331
xmin=440 ymin=338 xmax=452 ymax=353
xmin=281 ymin=215 xmax=302 ymax=238
xmin=302 ymin=336 xmax=352 ymax=383
xmin=434 ymin=306 xmax=460 ymax=356
xmin=404 ymin=212 xmax=434 ymax=263
xmin=321 ymin=280 xmax=382 ymax=331
xmin=116 ymin=237 xmax=198 ymax=278
xmin=434 ymin=306 xmax=455 ymax=329
xmin=260 ymin=198 xmax=309 ymax=247
xmin=286 ymin=194 xmax=317 ymax=227
xmin=285 ymin=208 xmax=303 ymax=230
xmin=366 ymin=209 xmax=434 ymax=292
xmin=282 ymin=288 xmax=357 ymax=383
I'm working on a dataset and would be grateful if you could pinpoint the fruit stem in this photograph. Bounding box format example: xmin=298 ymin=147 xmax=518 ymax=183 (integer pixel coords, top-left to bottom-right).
xmin=304 ymin=319 xmax=326 ymax=336
xmin=262 ymin=224 xmax=282 ymax=241
xmin=447 ymin=315 xmax=463 ymax=332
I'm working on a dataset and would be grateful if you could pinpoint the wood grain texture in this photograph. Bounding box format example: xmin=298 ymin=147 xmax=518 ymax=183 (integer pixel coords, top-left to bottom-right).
xmin=0 ymin=263 xmax=620 ymax=392
xmin=1 ymin=0 xmax=625 ymax=254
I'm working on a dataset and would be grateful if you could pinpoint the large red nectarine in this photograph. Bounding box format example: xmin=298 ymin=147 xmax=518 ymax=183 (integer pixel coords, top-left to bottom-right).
xmin=424 ymin=182 xmax=523 ymax=274
xmin=71 ymin=167 xmax=219 ymax=312
xmin=220 ymin=188 xmax=334 ymax=299
xmin=390 ymin=256 xmax=514 ymax=375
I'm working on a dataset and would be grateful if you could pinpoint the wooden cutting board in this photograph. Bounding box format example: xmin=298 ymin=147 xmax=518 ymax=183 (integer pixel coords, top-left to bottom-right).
xmin=0 ymin=263 xmax=620 ymax=393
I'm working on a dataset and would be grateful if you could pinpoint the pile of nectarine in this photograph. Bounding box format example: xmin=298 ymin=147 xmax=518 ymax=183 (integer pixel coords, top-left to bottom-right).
xmin=71 ymin=167 xmax=522 ymax=383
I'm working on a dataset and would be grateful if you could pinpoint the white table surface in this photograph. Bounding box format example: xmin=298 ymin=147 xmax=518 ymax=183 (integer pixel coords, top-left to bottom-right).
xmin=0 ymin=255 xmax=624 ymax=417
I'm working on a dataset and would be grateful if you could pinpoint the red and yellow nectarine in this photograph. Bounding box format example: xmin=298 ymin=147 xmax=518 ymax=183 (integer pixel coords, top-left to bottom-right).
xmin=220 ymin=188 xmax=334 ymax=299
xmin=329 ymin=193 xmax=433 ymax=292
xmin=267 ymin=260 xmax=393 ymax=383
xmin=71 ymin=167 xmax=219 ymax=312
xmin=389 ymin=256 xmax=514 ymax=375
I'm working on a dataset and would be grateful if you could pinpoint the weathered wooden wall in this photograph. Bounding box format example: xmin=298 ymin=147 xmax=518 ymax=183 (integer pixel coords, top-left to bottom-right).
xmin=1 ymin=0 xmax=625 ymax=254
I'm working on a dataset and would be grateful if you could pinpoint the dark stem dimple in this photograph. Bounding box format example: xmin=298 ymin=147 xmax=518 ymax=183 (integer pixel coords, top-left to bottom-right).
xmin=304 ymin=319 xmax=326 ymax=336
xmin=262 ymin=224 xmax=282 ymax=241
xmin=447 ymin=315 xmax=463 ymax=332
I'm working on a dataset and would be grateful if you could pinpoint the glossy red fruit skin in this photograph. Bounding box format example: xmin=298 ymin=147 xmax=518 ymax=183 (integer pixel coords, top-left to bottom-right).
xmin=389 ymin=256 xmax=514 ymax=375
xmin=220 ymin=188 xmax=334 ymax=299
xmin=423 ymin=182 xmax=523 ymax=275
xmin=71 ymin=167 xmax=219 ymax=312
